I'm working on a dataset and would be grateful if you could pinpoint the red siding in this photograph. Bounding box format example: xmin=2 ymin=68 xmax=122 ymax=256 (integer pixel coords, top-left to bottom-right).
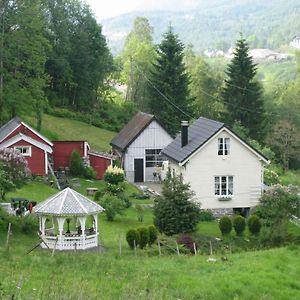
xmin=3 ymin=124 xmax=51 ymax=145
xmin=52 ymin=141 xmax=86 ymax=171
xmin=10 ymin=140 xmax=46 ymax=176
xmin=89 ymin=154 xmax=111 ymax=180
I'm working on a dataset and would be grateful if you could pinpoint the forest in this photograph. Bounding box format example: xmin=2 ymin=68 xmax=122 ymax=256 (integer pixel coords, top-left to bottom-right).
xmin=0 ymin=0 xmax=299 ymax=177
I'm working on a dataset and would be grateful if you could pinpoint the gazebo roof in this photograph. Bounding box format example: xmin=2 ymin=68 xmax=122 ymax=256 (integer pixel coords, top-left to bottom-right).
xmin=34 ymin=187 xmax=104 ymax=216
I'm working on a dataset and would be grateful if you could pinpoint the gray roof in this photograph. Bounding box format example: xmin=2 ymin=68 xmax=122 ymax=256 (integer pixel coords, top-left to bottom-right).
xmin=34 ymin=188 xmax=104 ymax=216
xmin=111 ymin=112 xmax=155 ymax=151
xmin=162 ymin=117 xmax=224 ymax=163
xmin=0 ymin=117 xmax=22 ymax=143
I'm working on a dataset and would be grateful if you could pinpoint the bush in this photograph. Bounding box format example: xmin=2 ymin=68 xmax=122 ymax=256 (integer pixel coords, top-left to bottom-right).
xmin=148 ymin=225 xmax=158 ymax=246
xmin=99 ymin=194 xmax=126 ymax=221
xmin=69 ymin=150 xmax=85 ymax=176
xmin=176 ymin=234 xmax=197 ymax=253
xmin=199 ymin=209 xmax=214 ymax=221
xmin=84 ymin=166 xmax=96 ymax=179
xmin=126 ymin=229 xmax=140 ymax=249
xmin=248 ymin=215 xmax=262 ymax=235
xmin=20 ymin=215 xmax=39 ymax=234
xmin=137 ymin=227 xmax=149 ymax=249
xmin=233 ymin=215 xmax=246 ymax=236
xmin=136 ymin=204 xmax=144 ymax=222
xmin=219 ymin=216 xmax=232 ymax=235
xmin=104 ymin=165 xmax=125 ymax=185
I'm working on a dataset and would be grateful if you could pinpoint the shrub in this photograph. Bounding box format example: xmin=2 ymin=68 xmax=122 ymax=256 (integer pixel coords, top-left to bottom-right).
xmin=137 ymin=227 xmax=149 ymax=249
xmin=99 ymin=194 xmax=126 ymax=221
xmin=219 ymin=216 xmax=232 ymax=235
xmin=20 ymin=215 xmax=39 ymax=234
xmin=233 ymin=215 xmax=246 ymax=236
xmin=126 ymin=229 xmax=140 ymax=249
xmin=199 ymin=209 xmax=214 ymax=221
xmin=84 ymin=166 xmax=96 ymax=179
xmin=69 ymin=150 xmax=85 ymax=176
xmin=148 ymin=225 xmax=158 ymax=246
xmin=104 ymin=165 xmax=125 ymax=185
xmin=176 ymin=234 xmax=197 ymax=253
xmin=136 ymin=204 xmax=144 ymax=222
xmin=248 ymin=215 xmax=262 ymax=235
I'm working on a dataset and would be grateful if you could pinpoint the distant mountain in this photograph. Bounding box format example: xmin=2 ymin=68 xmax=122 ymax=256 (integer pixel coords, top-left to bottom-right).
xmin=101 ymin=0 xmax=300 ymax=55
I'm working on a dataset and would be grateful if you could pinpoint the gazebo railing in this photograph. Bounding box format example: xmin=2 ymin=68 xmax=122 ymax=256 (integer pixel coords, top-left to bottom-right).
xmin=40 ymin=233 xmax=98 ymax=250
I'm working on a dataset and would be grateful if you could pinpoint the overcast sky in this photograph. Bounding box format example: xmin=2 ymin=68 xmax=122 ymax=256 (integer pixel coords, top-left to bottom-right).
xmin=86 ymin=0 xmax=200 ymax=20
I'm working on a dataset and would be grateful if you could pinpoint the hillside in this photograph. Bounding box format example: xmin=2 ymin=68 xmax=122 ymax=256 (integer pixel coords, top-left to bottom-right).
xmin=102 ymin=0 xmax=300 ymax=54
xmin=24 ymin=114 xmax=116 ymax=152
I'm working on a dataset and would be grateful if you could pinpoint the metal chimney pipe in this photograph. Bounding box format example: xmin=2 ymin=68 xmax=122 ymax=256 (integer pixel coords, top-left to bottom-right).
xmin=181 ymin=121 xmax=189 ymax=147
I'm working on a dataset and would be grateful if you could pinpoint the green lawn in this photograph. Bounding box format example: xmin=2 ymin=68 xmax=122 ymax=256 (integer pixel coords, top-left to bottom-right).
xmin=1 ymin=179 xmax=300 ymax=299
xmin=24 ymin=114 xmax=116 ymax=151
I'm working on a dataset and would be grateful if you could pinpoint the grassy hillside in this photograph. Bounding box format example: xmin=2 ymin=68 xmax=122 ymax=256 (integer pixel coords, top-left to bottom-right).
xmin=25 ymin=114 xmax=117 ymax=151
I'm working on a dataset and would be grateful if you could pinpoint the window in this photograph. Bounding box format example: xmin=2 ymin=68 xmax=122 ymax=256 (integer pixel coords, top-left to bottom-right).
xmin=145 ymin=149 xmax=164 ymax=167
xmin=214 ymin=176 xmax=233 ymax=196
xmin=15 ymin=146 xmax=31 ymax=157
xmin=218 ymin=137 xmax=230 ymax=155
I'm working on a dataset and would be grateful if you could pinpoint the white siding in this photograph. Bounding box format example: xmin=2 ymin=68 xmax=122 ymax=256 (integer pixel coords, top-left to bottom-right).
xmin=124 ymin=120 xmax=173 ymax=182
xmin=169 ymin=129 xmax=264 ymax=209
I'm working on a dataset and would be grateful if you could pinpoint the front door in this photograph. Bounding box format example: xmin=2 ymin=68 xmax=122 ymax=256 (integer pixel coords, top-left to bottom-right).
xmin=134 ymin=159 xmax=144 ymax=182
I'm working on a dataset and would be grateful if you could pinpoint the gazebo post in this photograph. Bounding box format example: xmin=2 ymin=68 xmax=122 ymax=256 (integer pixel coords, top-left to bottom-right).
xmin=57 ymin=217 xmax=65 ymax=250
xmin=78 ymin=216 xmax=86 ymax=249
xmin=41 ymin=216 xmax=47 ymax=235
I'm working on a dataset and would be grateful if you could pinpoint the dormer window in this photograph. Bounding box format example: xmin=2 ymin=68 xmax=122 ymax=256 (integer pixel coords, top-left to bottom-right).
xmin=218 ymin=138 xmax=230 ymax=155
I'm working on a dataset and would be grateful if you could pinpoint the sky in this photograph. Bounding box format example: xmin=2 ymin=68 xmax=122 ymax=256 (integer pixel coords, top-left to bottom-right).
xmin=86 ymin=0 xmax=200 ymax=20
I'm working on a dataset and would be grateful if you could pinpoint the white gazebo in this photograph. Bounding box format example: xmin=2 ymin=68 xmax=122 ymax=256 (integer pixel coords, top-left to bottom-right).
xmin=34 ymin=187 xmax=104 ymax=251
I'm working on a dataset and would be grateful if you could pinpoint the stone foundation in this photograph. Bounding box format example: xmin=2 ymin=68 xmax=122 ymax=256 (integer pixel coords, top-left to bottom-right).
xmin=211 ymin=208 xmax=234 ymax=218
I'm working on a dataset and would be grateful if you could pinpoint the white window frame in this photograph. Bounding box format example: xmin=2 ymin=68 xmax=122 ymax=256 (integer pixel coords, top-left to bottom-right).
xmin=214 ymin=176 xmax=233 ymax=197
xmin=145 ymin=149 xmax=164 ymax=168
xmin=218 ymin=137 xmax=230 ymax=156
xmin=14 ymin=146 xmax=32 ymax=157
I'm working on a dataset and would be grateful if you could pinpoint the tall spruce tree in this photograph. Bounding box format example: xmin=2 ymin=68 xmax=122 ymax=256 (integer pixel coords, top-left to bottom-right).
xmin=148 ymin=27 xmax=192 ymax=135
xmin=222 ymin=36 xmax=265 ymax=141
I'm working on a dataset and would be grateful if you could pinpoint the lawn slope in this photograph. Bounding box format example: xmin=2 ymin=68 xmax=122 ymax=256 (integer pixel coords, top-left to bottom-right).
xmin=25 ymin=114 xmax=117 ymax=151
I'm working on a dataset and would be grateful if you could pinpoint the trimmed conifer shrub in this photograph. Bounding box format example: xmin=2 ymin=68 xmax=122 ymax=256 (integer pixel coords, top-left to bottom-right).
xmin=148 ymin=225 xmax=158 ymax=246
xmin=233 ymin=215 xmax=246 ymax=236
xmin=248 ymin=215 xmax=262 ymax=235
xmin=137 ymin=227 xmax=149 ymax=249
xmin=126 ymin=229 xmax=140 ymax=249
xmin=219 ymin=216 xmax=232 ymax=235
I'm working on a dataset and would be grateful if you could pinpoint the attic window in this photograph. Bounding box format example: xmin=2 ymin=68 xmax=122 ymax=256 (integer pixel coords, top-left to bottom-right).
xmin=218 ymin=138 xmax=230 ymax=155
xmin=15 ymin=146 xmax=31 ymax=157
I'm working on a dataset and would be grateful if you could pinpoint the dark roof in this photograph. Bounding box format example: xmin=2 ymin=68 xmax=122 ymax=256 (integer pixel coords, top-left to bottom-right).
xmin=0 ymin=117 xmax=22 ymax=143
xmin=110 ymin=112 xmax=155 ymax=151
xmin=162 ymin=117 xmax=224 ymax=163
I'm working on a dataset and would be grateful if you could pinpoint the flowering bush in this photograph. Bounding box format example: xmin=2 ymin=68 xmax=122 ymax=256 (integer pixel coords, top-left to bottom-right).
xmin=0 ymin=148 xmax=30 ymax=198
xmin=264 ymin=168 xmax=279 ymax=186
xmin=104 ymin=165 xmax=125 ymax=185
xmin=176 ymin=234 xmax=197 ymax=253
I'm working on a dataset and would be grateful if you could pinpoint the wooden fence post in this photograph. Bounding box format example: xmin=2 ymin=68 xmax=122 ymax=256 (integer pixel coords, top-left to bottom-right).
xmin=119 ymin=235 xmax=122 ymax=256
xmin=157 ymin=239 xmax=161 ymax=256
xmin=134 ymin=239 xmax=137 ymax=256
xmin=6 ymin=223 xmax=11 ymax=250
xmin=175 ymin=241 xmax=180 ymax=256
xmin=193 ymin=242 xmax=197 ymax=255
xmin=210 ymin=240 xmax=213 ymax=256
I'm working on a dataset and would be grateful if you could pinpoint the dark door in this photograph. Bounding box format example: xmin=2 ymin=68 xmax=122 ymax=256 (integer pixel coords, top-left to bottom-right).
xmin=134 ymin=159 xmax=144 ymax=182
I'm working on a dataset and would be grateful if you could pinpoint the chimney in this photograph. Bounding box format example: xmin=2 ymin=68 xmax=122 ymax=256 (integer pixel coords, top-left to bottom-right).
xmin=181 ymin=121 xmax=189 ymax=147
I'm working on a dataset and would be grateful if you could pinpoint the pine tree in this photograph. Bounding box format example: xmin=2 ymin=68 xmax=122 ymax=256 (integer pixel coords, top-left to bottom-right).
xmin=148 ymin=27 xmax=192 ymax=135
xmin=222 ymin=36 xmax=265 ymax=141
xmin=154 ymin=170 xmax=200 ymax=236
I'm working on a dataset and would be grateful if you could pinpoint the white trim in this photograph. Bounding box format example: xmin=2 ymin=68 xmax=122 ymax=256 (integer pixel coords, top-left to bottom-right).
xmin=0 ymin=133 xmax=52 ymax=153
xmin=20 ymin=121 xmax=53 ymax=146
xmin=45 ymin=151 xmax=48 ymax=175
xmin=181 ymin=127 xmax=269 ymax=165
xmin=0 ymin=123 xmax=22 ymax=144
xmin=84 ymin=142 xmax=90 ymax=157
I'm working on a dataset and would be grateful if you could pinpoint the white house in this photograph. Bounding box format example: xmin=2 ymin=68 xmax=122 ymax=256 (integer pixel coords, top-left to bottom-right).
xmin=111 ymin=112 xmax=173 ymax=182
xmin=162 ymin=118 xmax=269 ymax=216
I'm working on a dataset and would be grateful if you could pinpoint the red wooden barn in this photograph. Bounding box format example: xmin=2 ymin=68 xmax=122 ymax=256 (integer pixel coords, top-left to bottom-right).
xmin=0 ymin=117 xmax=53 ymax=176
xmin=52 ymin=141 xmax=90 ymax=171
xmin=88 ymin=151 xmax=112 ymax=179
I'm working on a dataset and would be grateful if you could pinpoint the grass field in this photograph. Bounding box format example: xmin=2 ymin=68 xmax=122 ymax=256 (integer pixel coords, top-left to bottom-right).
xmin=24 ymin=114 xmax=116 ymax=151
xmin=1 ymin=180 xmax=300 ymax=299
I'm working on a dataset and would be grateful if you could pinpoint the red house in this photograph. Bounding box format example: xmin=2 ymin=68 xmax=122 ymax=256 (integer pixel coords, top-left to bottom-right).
xmin=0 ymin=117 xmax=53 ymax=176
xmin=0 ymin=117 xmax=113 ymax=179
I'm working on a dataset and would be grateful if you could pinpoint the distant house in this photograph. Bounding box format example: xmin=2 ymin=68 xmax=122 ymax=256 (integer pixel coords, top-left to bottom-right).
xmin=111 ymin=112 xmax=173 ymax=182
xmin=290 ymin=36 xmax=300 ymax=49
xmin=162 ymin=117 xmax=269 ymax=216
xmin=249 ymin=49 xmax=288 ymax=61
xmin=0 ymin=117 xmax=53 ymax=176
